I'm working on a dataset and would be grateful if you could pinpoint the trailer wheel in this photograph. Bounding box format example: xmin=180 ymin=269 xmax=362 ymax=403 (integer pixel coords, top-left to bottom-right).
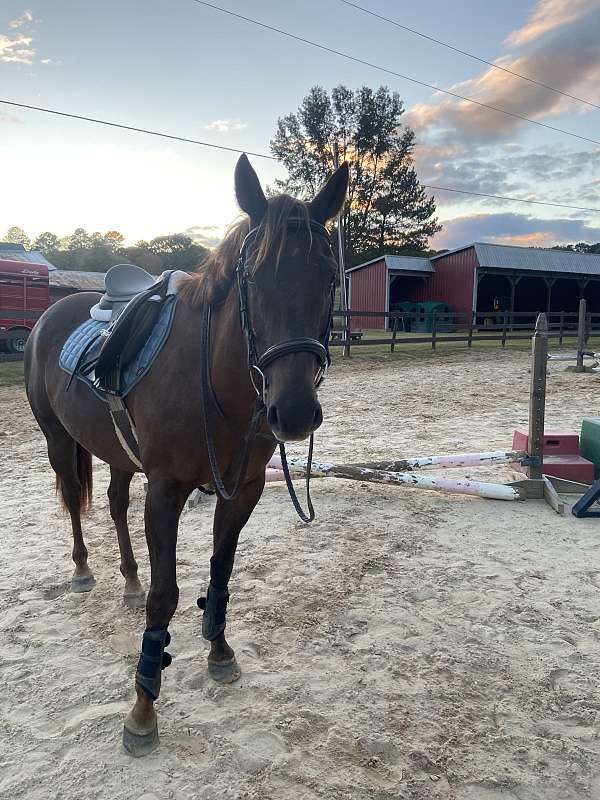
xmin=6 ymin=330 xmax=30 ymax=354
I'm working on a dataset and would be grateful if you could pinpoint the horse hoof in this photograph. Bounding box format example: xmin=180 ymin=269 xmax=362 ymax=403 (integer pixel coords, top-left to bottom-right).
xmin=123 ymin=720 xmax=159 ymax=757
xmin=123 ymin=590 xmax=146 ymax=610
xmin=208 ymin=656 xmax=241 ymax=684
xmin=70 ymin=574 xmax=96 ymax=593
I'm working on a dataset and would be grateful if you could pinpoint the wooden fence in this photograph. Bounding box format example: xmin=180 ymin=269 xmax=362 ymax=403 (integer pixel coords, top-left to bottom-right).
xmin=3 ymin=306 xmax=598 ymax=364
xmin=329 ymin=307 xmax=600 ymax=355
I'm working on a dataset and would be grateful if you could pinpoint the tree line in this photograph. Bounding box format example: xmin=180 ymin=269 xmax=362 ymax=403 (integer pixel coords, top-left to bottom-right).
xmin=3 ymin=226 xmax=209 ymax=274
xmin=9 ymin=84 xmax=597 ymax=273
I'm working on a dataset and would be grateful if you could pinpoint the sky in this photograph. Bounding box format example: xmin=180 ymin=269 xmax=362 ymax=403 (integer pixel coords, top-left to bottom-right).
xmin=0 ymin=0 xmax=599 ymax=251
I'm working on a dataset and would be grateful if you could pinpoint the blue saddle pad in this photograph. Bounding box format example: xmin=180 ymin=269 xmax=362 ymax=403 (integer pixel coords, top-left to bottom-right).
xmin=59 ymin=295 xmax=178 ymax=399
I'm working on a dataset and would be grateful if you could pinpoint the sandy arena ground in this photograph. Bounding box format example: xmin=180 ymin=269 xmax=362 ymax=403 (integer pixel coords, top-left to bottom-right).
xmin=2 ymin=348 xmax=600 ymax=800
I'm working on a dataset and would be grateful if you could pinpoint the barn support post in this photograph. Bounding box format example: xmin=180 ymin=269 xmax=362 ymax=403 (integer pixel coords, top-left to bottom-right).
xmin=559 ymin=311 xmax=565 ymax=346
xmin=431 ymin=311 xmax=437 ymax=350
xmin=391 ymin=315 xmax=398 ymax=353
xmin=509 ymin=276 xmax=522 ymax=331
xmin=502 ymin=310 xmax=508 ymax=347
xmin=544 ymin=278 xmax=556 ymax=313
xmin=467 ymin=311 xmax=474 ymax=348
xmin=576 ymin=298 xmax=587 ymax=372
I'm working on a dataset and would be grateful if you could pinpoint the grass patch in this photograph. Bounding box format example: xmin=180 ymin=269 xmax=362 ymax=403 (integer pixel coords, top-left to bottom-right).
xmin=329 ymin=330 xmax=586 ymax=359
xmin=0 ymin=361 xmax=25 ymax=387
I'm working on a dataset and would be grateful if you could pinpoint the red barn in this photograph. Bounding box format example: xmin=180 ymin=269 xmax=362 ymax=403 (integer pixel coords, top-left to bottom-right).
xmin=347 ymin=243 xmax=600 ymax=328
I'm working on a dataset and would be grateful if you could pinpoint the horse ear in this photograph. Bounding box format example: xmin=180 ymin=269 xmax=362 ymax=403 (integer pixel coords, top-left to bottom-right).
xmin=309 ymin=162 xmax=349 ymax=223
xmin=235 ymin=154 xmax=268 ymax=225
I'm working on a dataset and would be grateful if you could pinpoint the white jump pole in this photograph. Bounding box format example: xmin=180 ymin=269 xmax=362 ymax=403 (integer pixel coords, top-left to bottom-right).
xmin=267 ymin=456 xmax=524 ymax=501
xmin=346 ymin=449 xmax=526 ymax=472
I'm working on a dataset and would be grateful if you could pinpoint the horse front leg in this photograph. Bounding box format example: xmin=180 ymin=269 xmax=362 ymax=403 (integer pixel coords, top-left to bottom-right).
xmin=198 ymin=473 xmax=265 ymax=684
xmin=123 ymin=477 xmax=191 ymax=757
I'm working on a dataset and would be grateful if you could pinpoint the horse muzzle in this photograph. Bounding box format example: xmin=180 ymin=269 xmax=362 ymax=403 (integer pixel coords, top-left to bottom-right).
xmin=266 ymin=393 xmax=323 ymax=442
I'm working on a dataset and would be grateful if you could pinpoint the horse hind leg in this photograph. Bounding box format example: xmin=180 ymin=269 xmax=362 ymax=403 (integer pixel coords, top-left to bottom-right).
xmin=108 ymin=466 xmax=146 ymax=609
xmin=49 ymin=431 xmax=96 ymax=593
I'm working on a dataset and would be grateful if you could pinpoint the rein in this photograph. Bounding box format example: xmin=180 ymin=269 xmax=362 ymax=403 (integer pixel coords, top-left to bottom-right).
xmin=200 ymin=218 xmax=334 ymax=522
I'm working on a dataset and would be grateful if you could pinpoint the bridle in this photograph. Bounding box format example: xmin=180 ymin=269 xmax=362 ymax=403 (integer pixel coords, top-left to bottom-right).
xmin=200 ymin=218 xmax=335 ymax=522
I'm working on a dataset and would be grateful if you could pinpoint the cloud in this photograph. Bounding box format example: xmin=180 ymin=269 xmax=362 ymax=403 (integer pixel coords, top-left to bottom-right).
xmin=9 ymin=9 xmax=33 ymax=29
xmin=0 ymin=109 xmax=24 ymax=124
xmin=183 ymin=225 xmax=224 ymax=249
xmin=204 ymin=119 xmax=247 ymax=133
xmin=0 ymin=32 xmax=35 ymax=63
xmin=433 ymin=212 xmax=600 ymax=250
xmin=505 ymin=0 xmax=596 ymax=47
xmin=404 ymin=4 xmax=600 ymax=147
xmin=416 ymin=140 xmax=600 ymax=214
xmin=1 ymin=11 xmax=54 ymax=65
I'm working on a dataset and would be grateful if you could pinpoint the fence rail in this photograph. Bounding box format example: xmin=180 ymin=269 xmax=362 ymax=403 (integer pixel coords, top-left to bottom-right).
xmin=329 ymin=307 xmax=598 ymax=354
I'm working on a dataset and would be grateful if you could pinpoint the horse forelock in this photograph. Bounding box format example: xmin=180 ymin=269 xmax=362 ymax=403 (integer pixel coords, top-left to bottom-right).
xmin=179 ymin=194 xmax=312 ymax=308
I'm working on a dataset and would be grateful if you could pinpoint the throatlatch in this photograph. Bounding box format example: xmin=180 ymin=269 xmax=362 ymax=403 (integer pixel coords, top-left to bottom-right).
xmin=135 ymin=628 xmax=172 ymax=700
xmin=197 ymin=584 xmax=230 ymax=641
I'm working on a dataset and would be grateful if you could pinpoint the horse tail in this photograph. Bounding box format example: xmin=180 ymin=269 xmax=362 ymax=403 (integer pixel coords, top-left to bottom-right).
xmin=55 ymin=443 xmax=93 ymax=515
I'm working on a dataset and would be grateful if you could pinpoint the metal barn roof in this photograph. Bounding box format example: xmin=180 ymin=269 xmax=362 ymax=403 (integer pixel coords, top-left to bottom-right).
xmin=347 ymin=255 xmax=434 ymax=274
xmin=0 ymin=244 xmax=56 ymax=271
xmin=49 ymin=270 xmax=106 ymax=291
xmin=433 ymin=242 xmax=600 ymax=276
xmin=475 ymin=243 xmax=600 ymax=275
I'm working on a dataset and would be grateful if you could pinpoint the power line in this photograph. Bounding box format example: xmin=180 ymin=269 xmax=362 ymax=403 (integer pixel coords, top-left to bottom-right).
xmin=191 ymin=0 xmax=600 ymax=148
xmin=2 ymin=98 xmax=599 ymax=213
xmin=0 ymin=99 xmax=276 ymax=160
xmin=338 ymin=0 xmax=600 ymax=112
xmin=423 ymin=184 xmax=599 ymax=213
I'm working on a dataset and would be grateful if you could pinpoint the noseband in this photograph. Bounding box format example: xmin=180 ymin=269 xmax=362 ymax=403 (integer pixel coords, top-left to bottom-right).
xmin=200 ymin=218 xmax=334 ymax=522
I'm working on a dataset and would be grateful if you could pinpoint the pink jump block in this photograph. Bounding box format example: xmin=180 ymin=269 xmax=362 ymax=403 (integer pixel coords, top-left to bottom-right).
xmin=512 ymin=429 xmax=594 ymax=482
xmin=512 ymin=429 xmax=582 ymax=456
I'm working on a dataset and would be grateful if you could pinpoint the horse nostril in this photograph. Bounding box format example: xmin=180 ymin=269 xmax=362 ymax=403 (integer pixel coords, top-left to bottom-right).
xmin=267 ymin=405 xmax=279 ymax=429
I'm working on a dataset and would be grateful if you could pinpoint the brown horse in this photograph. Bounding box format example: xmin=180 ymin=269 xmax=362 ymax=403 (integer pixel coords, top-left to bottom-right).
xmin=24 ymin=154 xmax=349 ymax=756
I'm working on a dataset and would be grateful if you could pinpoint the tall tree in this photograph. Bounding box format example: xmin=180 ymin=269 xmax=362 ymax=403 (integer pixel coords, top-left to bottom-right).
xmin=68 ymin=227 xmax=92 ymax=250
xmin=104 ymin=230 xmax=125 ymax=251
xmin=32 ymin=231 xmax=60 ymax=256
xmin=271 ymin=85 xmax=440 ymax=264
xmin=4 ymin=226 xmax=31 ymax=249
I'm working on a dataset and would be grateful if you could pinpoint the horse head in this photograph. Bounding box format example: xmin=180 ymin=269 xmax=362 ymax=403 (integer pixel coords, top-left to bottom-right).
xmin=234 ymin=154 xmax=349 ymax=442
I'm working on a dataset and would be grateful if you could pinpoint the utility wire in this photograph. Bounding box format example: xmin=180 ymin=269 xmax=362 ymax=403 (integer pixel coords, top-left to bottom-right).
xmin=338 ymin=0 xmax=600 ymax=112
xmin=423 ymin=184 xmax=599 ymax=213
xmin=191 ymin=0 xmax=600 ymax=148
xmin=0 ymin=99 xmax=276 ymax=159
xmin=2 ymin=98 xmax=599 ymax=213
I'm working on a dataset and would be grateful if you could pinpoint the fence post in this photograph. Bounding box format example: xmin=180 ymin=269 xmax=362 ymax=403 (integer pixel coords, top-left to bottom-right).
xmin=391 ymin=316 xmax=398 ymax=353
xmin=343 ymin=310 xmax=351 ymax=358
xmin=467 ymin=312 xmax=474 ymax=348
xmin=431 ymin=312 xmax=437 ymax=350
xmin=528 ymin=313 xmax=548 ymax=481
xmin=558 ymin=311 xmax=564 ymax=347
xmin=576 ymin=298 xmax=586 ymax=372
xmin=502 ymin=310 xmax=508 ymax=348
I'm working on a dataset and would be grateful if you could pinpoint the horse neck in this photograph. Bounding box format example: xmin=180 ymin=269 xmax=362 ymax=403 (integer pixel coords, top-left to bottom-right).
xmin=209 ymin=282 xmax=257 ymax=418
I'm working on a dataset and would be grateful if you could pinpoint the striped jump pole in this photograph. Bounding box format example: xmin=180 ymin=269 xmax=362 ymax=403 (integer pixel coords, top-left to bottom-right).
xmin=266 ymin=456 xmax=524 ymax=502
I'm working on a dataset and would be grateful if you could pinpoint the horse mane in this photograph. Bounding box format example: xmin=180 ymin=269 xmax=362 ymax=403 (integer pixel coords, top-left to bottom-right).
xmin=179 ymin=194 xmax=311 ymax=308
